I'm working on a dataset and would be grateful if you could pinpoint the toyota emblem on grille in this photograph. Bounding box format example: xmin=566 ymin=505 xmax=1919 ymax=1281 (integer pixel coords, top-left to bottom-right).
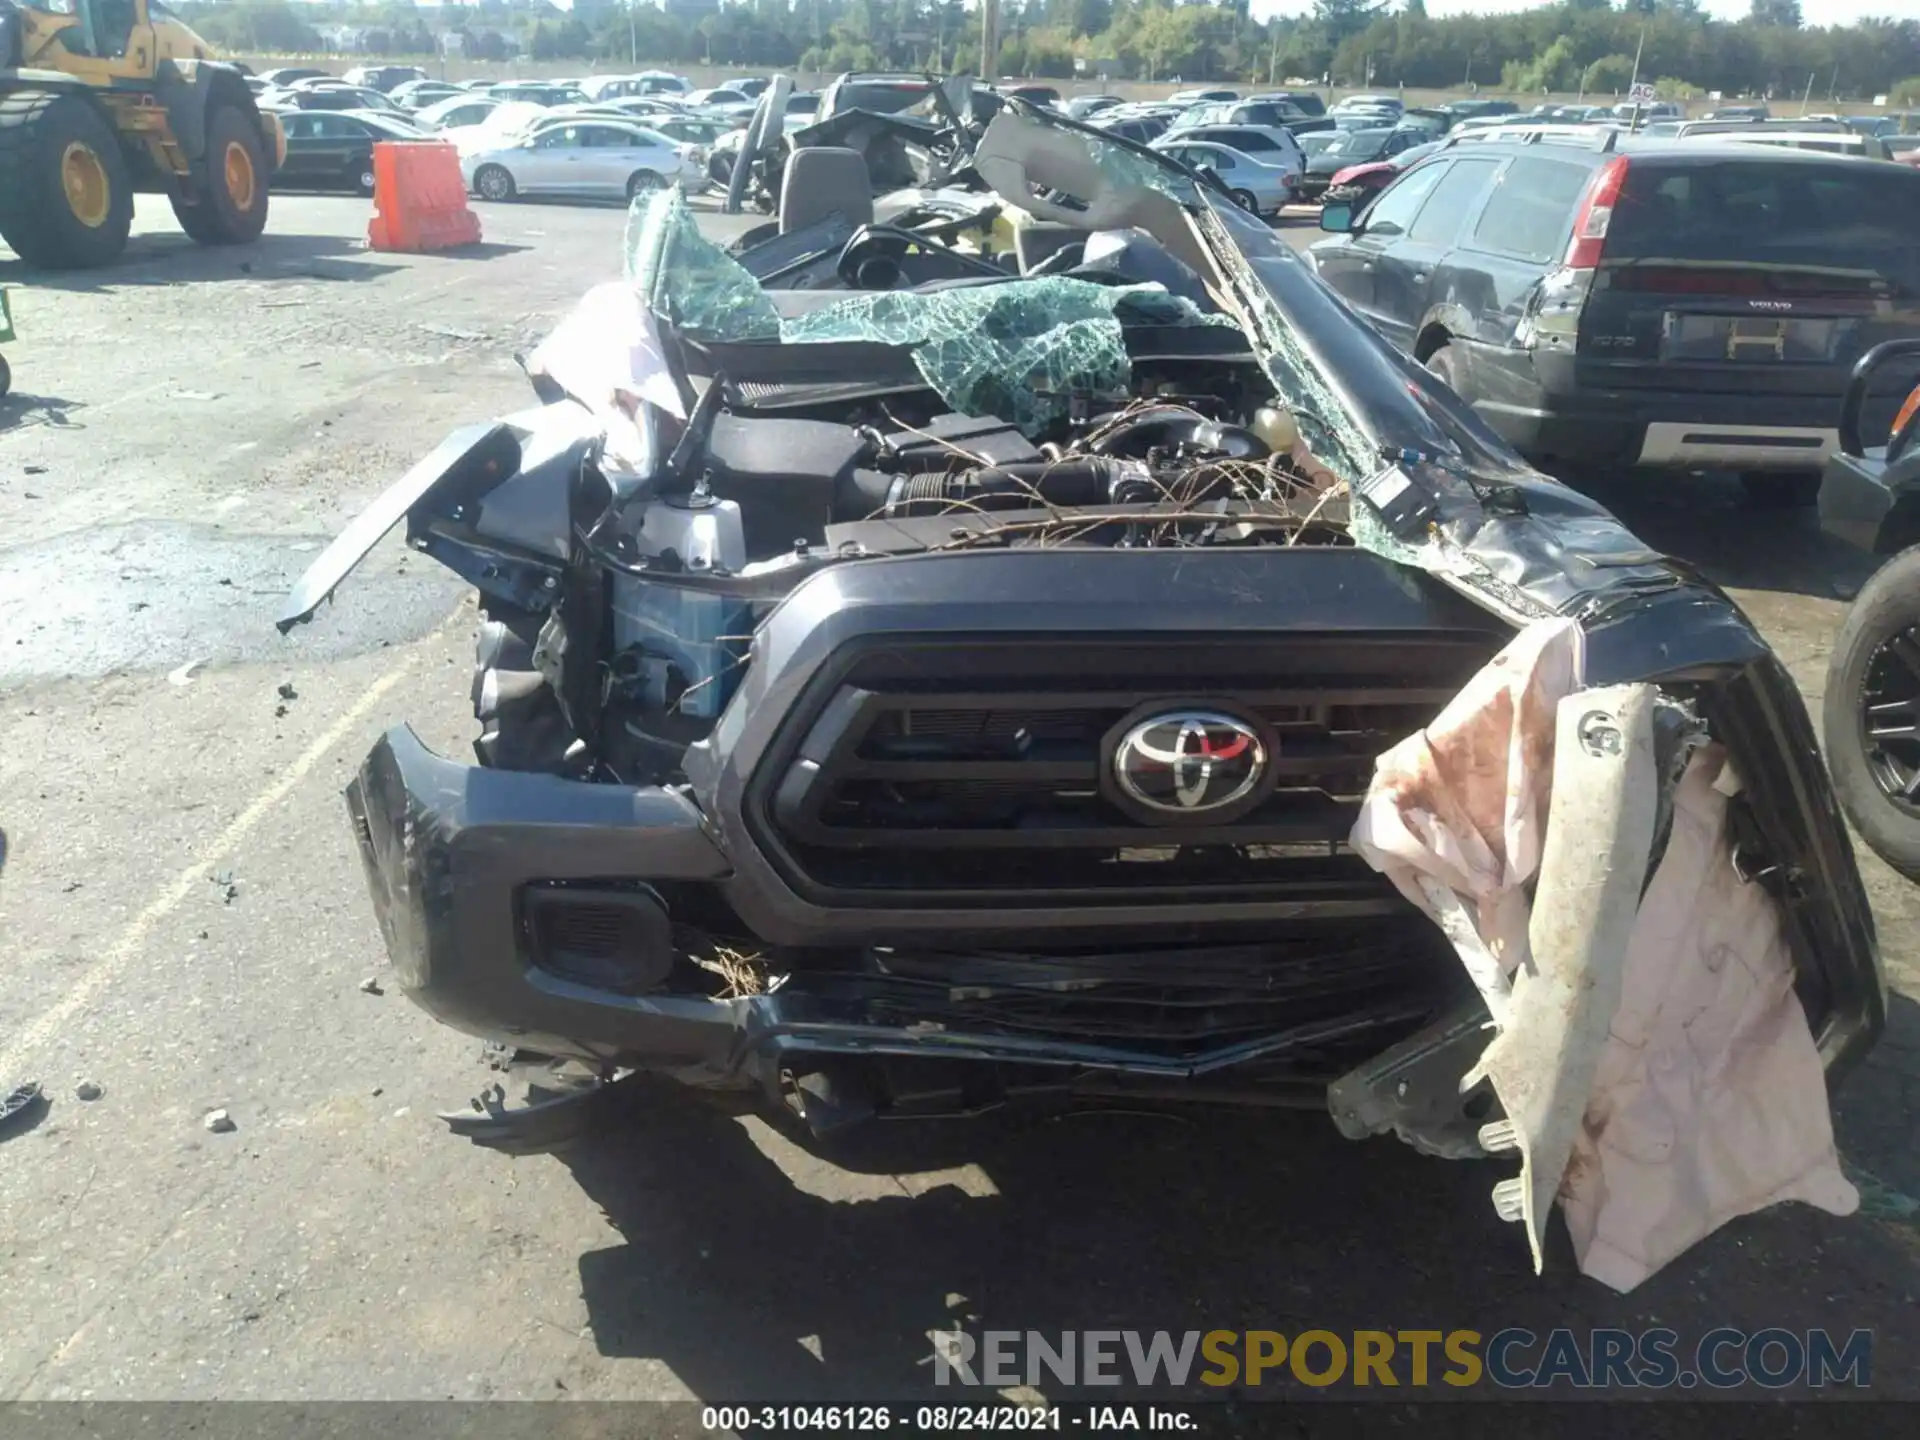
xmin=1111 ymin=710 xmax=1270 ymax=818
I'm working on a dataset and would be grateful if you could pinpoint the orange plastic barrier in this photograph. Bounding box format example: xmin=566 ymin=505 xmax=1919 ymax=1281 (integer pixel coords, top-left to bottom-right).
xmin=367 ymin=141 xmax=482 ymax=253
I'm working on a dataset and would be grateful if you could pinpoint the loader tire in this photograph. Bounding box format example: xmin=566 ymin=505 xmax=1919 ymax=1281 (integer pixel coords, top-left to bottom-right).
xmin=168 ymin=103 xmax=269 ymax=246
xmin=0 ymin=90 xmax=134 ymax=270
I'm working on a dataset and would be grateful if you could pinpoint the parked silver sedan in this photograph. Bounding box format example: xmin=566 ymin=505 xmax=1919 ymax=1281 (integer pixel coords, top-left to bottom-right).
xmin=1152 ymin=139 xmax=1299 ymax=216
xmin=460 ymin=119 xmax=703 ymax=203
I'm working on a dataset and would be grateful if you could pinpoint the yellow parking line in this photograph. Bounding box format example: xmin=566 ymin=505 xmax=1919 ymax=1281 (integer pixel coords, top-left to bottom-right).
xmin=0 ymin=660 xmax=416 ymax=1080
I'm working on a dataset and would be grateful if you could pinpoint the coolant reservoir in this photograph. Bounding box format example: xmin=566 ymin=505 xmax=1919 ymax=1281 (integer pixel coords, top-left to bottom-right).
xmin=1250 ymin=405 xmax=1300 ymax=454
xmin=611 ymin=491 xmax=752 ymax=719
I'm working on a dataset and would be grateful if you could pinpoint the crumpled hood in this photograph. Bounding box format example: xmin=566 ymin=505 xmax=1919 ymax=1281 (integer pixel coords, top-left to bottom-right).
xmin=971 ymin=104 xmax=1688 ymax=634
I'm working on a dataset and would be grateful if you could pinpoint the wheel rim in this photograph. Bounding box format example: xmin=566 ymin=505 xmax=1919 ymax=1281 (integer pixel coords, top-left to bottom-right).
xmin=479 ymin=168 xmax=508 ymax=199
xmin=1235 ymin=190 xmax=1257 ymax=212
xmin=224 ymin=140 xmax=256 ymax=211
xmin=61 ymin=142 xmax=111 ymax=228
xmin=1861 ymin=626 xmax=1920 ymax=810
xmin=361 ymin=169 xmax=376 ymax=193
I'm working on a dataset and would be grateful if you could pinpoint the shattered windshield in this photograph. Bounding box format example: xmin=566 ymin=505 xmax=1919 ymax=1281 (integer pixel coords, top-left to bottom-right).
xmin=625 ymin=189 xmax=1231 ymax=435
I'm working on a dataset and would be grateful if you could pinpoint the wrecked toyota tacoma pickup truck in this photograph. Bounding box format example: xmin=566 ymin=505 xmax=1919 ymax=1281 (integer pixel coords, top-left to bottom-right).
xmin=283 ymin=105 xmax=1883 ymax=1286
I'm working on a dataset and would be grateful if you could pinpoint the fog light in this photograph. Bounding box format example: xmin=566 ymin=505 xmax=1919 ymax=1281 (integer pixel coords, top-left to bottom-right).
xmin=523 ymin=885 xmax=676 ymax=995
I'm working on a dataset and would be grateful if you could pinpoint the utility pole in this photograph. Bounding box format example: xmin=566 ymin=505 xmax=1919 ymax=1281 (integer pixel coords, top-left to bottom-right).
xmin=1626 ymin=25 xmax=1645 ymax=129
xmin=1268 ymin=30 xmax=1278 ymax=88
xmin=628 ymin=1 xmax=637 ymax=67
xmin=980 ymin=0 xmax=999 ymax=82
xmin=1800 ymin=69 xmax=1815 ymax=116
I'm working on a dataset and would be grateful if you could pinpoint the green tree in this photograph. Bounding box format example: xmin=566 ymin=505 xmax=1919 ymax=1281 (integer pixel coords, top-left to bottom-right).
xmin=1582 ymin=53 xmax=1637 ymax=93
xmin=1749 ymin=0 xmax=1802 ymax=26
xmin=1315 ymin=0 xmax=1387 ymax=47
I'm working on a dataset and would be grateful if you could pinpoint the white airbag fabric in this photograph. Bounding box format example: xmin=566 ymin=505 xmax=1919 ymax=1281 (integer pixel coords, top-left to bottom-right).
xmin=1351 ymin=618 xmax=1856 ymax=1290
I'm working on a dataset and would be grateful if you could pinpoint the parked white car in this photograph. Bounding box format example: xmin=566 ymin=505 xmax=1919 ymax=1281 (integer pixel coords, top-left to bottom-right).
xmin=1154 ymin=122 xmax=1305 ymax=181
xmin=414 ymin=95 xmax=506 ymax=132
xmin=461 ymin=119 xmax=704 ymax=203
xmin=442 ymin=101 xmax=553 ymax=157
xmin=1167 ymin=87 xmax=1240 ymax=106
xmin=1151 ymin=138 xmax=1298 ymax=215
xmin=686 ymin=87 xmax=760 ymax=122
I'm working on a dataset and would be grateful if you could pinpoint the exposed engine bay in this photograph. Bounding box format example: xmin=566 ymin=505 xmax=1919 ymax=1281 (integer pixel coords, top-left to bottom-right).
xmin=516 ymin=340 xmax=1349 ymax=786
xmin=420 ymin=137 xmax=1361 ymax=786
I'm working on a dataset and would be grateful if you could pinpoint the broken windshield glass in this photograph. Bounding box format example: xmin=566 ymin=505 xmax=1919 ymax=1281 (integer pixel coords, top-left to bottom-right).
xmin=625 ymin=190 xmax=1230 ymax=435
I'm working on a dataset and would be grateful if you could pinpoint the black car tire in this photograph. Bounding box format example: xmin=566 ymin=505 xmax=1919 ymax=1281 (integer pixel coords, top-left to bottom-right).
xmin=1424 ymin=343 xmax=1464 ymax=395
xmin=0 ymin=90 xmax=135 ymax=269
xmin=627 ymin=169 xmax=665 ymax=201
xmin=1740 ymin=472 xmax=1822 ymax=509
xmin=1231 ymin=188 xmax=1259 ymax=213
xmin=474 ymin=164 xmax=515 ymax=202
xmin=351 ymin=154 xmax=376 ymax=197
xmin=169 ymin=103 xmax=271 ymax=246
xmin=1823 ymin=545 xmax=1920 ymax=880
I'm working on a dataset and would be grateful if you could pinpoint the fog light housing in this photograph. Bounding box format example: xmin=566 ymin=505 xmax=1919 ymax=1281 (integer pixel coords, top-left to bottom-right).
xmin=523 ymin=885 xmax=676 ymax=995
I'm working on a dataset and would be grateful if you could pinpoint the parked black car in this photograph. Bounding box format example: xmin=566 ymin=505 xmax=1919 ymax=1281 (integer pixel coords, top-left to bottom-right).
xmin=275 ymin=110 xmax=427 ymax=195
xmin=1297 ymin=126 xmax=1426 ymax=200
xmin=1310 ymin=133 xmax=1920 ymax=505
xmin=1255 ymin=89 xmax=1327 ymax=117
xmin=343 ymin=65 xmax=429 ymax=94
xmin=1443 ymin=99 xmax=1518 ymax=120
xmin=280 ymin=106 xmax=1881 ymax=1155
xmin=1818 ymin=339 xmax=1920 ymax=877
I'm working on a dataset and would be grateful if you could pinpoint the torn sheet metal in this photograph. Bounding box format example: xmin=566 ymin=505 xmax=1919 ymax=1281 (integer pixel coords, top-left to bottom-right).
xmin=623 ymin=189 xmax=1228 ymax=437
xmin=1346 ymin=618 xmax=1857 ymax=1290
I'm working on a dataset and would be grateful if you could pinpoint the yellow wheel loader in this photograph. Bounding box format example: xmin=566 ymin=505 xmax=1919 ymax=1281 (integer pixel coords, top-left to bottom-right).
xmin=0 ymin=0 xmax=285 ymax=269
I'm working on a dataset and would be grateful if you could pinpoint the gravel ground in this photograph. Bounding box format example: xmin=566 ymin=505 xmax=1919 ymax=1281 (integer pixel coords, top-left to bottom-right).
xmin=0 ymin=193 xmax=1916 ymax=1408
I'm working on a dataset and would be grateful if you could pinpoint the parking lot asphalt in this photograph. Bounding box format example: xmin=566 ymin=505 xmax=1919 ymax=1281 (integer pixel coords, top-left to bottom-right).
xmin=1 ymin=193 xmax=1917 ymax=1405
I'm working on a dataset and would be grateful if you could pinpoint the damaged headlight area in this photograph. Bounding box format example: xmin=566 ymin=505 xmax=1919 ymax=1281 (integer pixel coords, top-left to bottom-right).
xmin=281 ymin=103 xmax=1883 ymax=1292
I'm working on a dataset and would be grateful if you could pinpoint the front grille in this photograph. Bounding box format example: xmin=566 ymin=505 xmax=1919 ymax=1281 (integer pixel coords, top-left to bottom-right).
xmin=748 ymin=635 xmax=1499 ymax=908
xmin=856 ymin=926 xmax=1453 ymax=1063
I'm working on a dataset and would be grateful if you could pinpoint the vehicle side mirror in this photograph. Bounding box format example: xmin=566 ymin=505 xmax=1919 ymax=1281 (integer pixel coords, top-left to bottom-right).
xmin=1319 ymin=201 xmax=1356 ymax=233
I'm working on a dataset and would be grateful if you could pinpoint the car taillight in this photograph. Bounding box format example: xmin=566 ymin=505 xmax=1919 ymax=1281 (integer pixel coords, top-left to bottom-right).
xmin=1894 ymin=381 xmax=1920 ymax=443
xmin=1564 ymin=154 xmax=1630 ymax=270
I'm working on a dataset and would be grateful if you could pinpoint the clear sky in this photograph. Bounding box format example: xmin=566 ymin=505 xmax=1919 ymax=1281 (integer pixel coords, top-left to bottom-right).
xmin=1247 ymin=2 xmax=1916 ymax=25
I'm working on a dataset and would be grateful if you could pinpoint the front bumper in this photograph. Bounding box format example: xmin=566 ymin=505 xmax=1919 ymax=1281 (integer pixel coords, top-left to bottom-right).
xmin=347 ymin=726 xmax=1454 ymax=1117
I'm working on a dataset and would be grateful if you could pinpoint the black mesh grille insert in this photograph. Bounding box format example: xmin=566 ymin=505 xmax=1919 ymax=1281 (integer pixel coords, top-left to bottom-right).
xmin=748 ymin=634 xmax=1500 ymax=908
